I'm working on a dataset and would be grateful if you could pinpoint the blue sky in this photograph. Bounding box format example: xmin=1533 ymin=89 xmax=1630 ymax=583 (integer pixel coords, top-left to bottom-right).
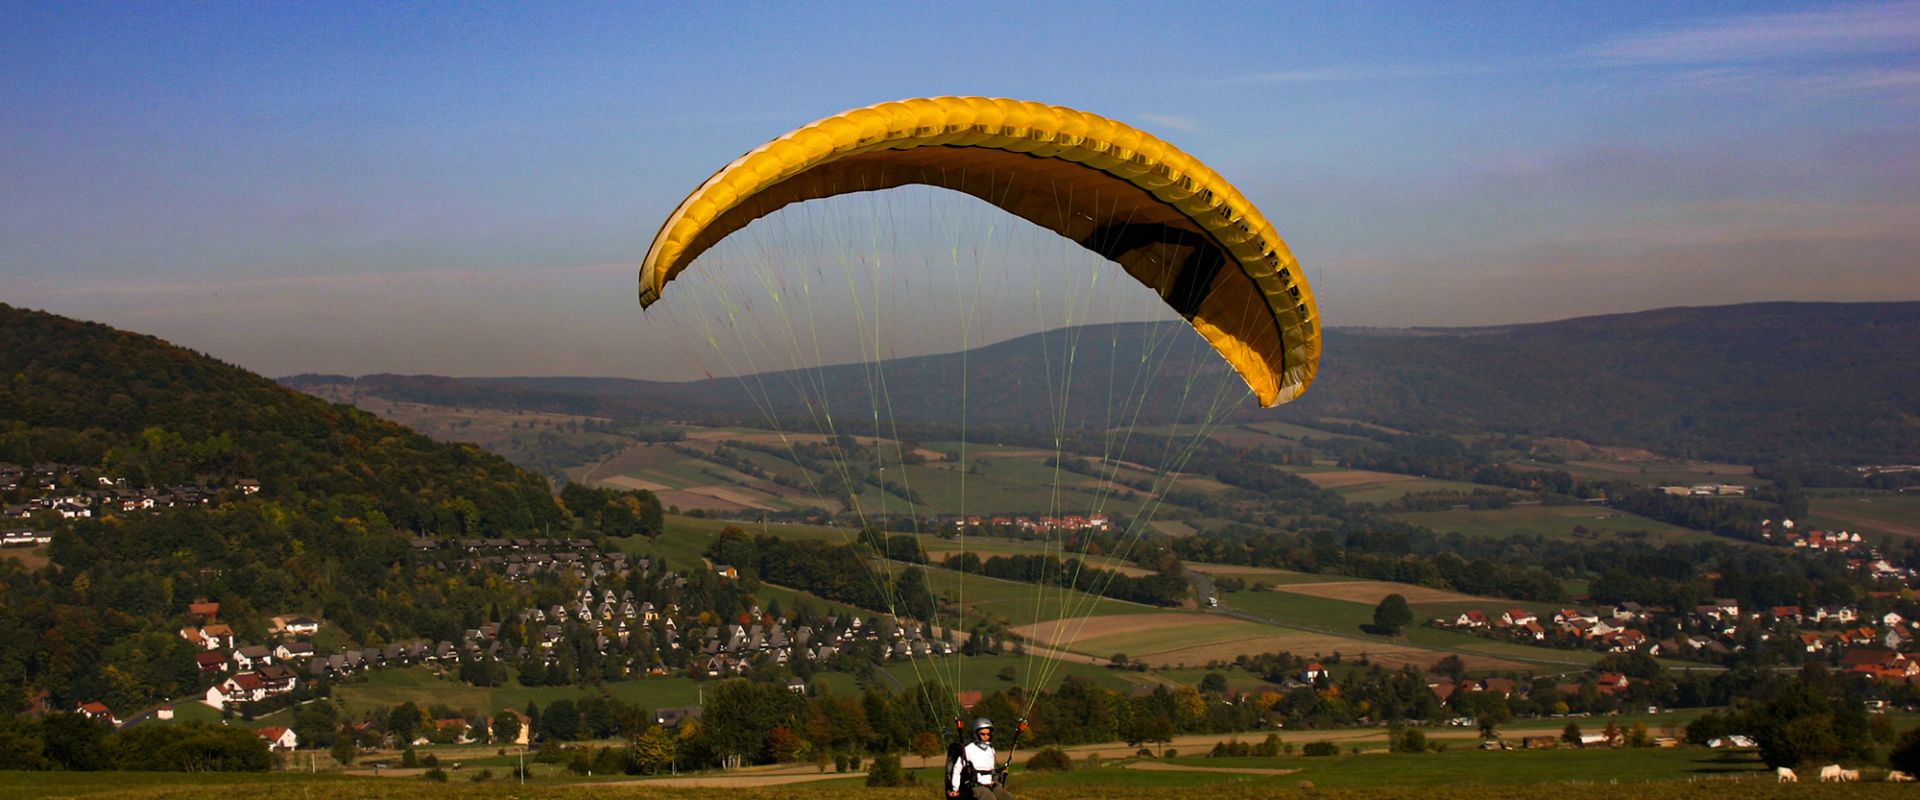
xmin=4 ymin=1 xmax=1916 ymax=379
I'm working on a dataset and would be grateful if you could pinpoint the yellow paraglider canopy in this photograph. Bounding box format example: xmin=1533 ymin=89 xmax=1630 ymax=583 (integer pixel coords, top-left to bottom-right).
xmin=639 ymin=96 xmax=1321 ymax=406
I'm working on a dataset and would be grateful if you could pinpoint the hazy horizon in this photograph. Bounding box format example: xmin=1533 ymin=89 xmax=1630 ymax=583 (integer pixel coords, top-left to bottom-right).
xmin=6 ymin=2 xmax=1916 ymax=381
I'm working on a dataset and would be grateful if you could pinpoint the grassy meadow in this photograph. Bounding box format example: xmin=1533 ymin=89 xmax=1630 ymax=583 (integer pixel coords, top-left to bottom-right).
xmin=16 ymin=744 xmax=1919 ymax=799
xmin=1387 ymin=503 xmax=1717 ymax=544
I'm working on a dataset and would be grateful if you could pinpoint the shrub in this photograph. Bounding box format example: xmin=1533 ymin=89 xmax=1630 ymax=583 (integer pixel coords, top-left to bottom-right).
xmin=1253 ymin=734 xmax=1282 ymax=757
xmin=1393 ymin=728 xmax=1428 ymax=753
xmin=1136 ymin=748 xmax=1154 ymax=758
xmin=421 ymin=753 xmax=439 ymax=767
xmin=1025 ymin=747 xmax=1074 ymax=772
xmin=1891 ymin=727 xmax=1920 ymax=775
xmin=1303 ymin=741 xmax=1339 ymax=757
xmin=423 ymin=768 xmax=448 ymax=782
xmin=865 ymin=753 xmax=907 ymax=787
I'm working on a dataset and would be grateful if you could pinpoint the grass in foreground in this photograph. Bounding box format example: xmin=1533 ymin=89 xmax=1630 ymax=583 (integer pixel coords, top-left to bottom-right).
xmin=11 ymin=746 xmax=1913 ymax=800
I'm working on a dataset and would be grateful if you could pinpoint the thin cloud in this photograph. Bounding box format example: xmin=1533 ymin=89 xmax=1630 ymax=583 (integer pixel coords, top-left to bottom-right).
xmin=1590 ymin=2 xmax=1920 ymax=64
xmin=1137 ymin=113 xmax=1201 ymax=134
xmin=1221 ymin=62 xmax=1521 ymax=85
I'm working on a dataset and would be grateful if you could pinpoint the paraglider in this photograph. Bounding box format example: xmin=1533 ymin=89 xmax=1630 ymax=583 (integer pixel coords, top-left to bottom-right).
xmin=947 ymin=716 xmax=1019 ymax=799
xmin=639 ymin=96 xmax=1321 ymax=406
xmin=636 ymin=98 xmax=1325 ymax=781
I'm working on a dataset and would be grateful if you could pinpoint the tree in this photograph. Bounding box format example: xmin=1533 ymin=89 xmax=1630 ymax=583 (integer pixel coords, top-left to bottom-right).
xmin=910 ymin=730 xmax=943 ymax=767
xmin=1372 ymin=593 xmax=1413 ymax=635
xmin=634 ymin=725 xmax=675 ymax=774
xmin=1561 ymin=722 xmax=1583 ymax=745
xmin=330 ymin=737 xmax=356 ymax=767
xmin=492 ymin=709 xmax=522 ymax=745
xmin=541 ymin=699 xmax=581 ymax=742
xmin=1890 ymin=727 xmax=1920 ymax=775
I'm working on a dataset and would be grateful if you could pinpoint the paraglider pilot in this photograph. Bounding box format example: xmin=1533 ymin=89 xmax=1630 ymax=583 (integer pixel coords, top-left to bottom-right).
xmin=949 ymin=717 xmax=1016 ymax=799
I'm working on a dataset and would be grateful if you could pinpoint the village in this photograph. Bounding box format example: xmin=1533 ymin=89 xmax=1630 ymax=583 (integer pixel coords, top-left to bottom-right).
xmin=1436 ymin=520 xmax=1920 ymax=681
xmin=0 ymin=460 xmax=257 ymax=525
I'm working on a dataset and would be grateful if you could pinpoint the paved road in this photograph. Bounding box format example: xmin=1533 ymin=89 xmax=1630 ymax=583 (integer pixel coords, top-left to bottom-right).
xmin=1183 ymin=566 xmax=1215 ymax=608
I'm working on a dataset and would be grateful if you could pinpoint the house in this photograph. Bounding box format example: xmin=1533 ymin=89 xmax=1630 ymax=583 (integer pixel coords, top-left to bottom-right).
xmin=1454 ymin=610 xmax=1488 ymax=629
xmin=501 ymin=709 xmax=532 ymax=746
xmin=199 ymin=624 xmax=235 ymax=650
xmin=1502 ymin=609 xmax=1537 ymax=627
xmin=1888 ymin=628 xmax=1914 ymax=651
xmin=1596 ymin=672 xmax=1630 ymax=695
xmin=205 ymin=673 xmax=268 ymax=709
xmin=1770 ymin=606 xmax=1803 ymax=624
xmin=655 ymin=706 xmax=703 ymax=729
xmin=1302 ymin=662 xmax=1328 ymax=682
xmin=281 ymin=616 xmax=321 ymax=636
xmin=232 ymin=645 xmax=272 ymax=671
xmin=431 ymin=718 xmax=473 ymax=744
xmin=1841 ymin=648 xmax=1915 ymax=679
xmin=714 ymin=564 xmax=739 ymax=580
xmin=235 ymin=478 xmax=261 ymax=495
xmin=1815 ymin=606 xmax=1859 ymax=624
xmin=257 ymin=726 xmax=298 ymax=751
xmin=1554 ymin=608 xmax=1597 ymax=626
xmin=76 ymin=702 xmax=116 ymax=727
xmin=195 ymin=651 xmax=228 ymax=673
xmin=274 ymin=642 xmax=315 ymax=661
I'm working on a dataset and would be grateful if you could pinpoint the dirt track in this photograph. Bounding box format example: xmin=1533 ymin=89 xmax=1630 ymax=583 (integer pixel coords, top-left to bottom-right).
xmin=1011 ymin=612 xmax=1225 ymax=648
xmin=1275 ymin=581 xmax=1491 ymax=605
xmin=1125 ymin=762 xmax=1298 ymax=775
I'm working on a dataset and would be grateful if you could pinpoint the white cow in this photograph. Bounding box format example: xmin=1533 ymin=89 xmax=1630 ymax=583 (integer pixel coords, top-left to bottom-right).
xmin=1775 ymin=766 xmax=1797 ymax=783
xmin=1840 ymin=769 xmax=1860 ymax=782
xmin=1889 ymin=770 xmax=1915 ymax=782
xmin=1819 ymin=763 xmax=1845 ymax=782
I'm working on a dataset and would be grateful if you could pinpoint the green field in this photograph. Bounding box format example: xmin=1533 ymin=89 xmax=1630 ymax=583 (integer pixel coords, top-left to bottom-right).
xmin=14 ymin=741 xmax=1920 ymax=799
xmin=1804 ymin=491 xmax=1920 ymax=540
xmin=1389 ymin=503 xmax=1714 ymax=543
xmin=1224 ymin=590 xmax=1599 ymax=670
xmin=1511 ymin=459 xmax=1759 ymax=488
xmin=329 ymin=666 xmax=709 ymax=719
xmin=1068 ymin=616 xmax=1278 ymax=659
xmin=1334 ymin=477 xmax=1491 ymax=505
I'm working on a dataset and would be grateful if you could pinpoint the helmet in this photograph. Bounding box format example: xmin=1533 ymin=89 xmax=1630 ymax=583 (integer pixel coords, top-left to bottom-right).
xmin=972 ymin=717 xmax=994 ymax=734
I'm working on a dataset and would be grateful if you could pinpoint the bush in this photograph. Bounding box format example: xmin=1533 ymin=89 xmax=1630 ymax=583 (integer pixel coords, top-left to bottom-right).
xmin=400 ymin=748 xmax=418 ymax=768
xmin=423 ymin=768 xmax=448 ymax=782
xmin=1025 ymin=747 xmax=1074 ymax=772
xmin=1136 ymin=748 xmax=1154 ymax=758
xmin=1252 ymin=734 xmax=1282 ymax=757
xmin=1890 ymin=727 xmax=1920 ymax=775
xmin=1303 ymin=741 xmax=1339 ymax=757
xmin=865 ymin=753 xmax=907 ymax=787
xmin=422 ymin=753 xmax=440 ymax=768
xmin=1392 ymin=728 xmax=1428 ymax=753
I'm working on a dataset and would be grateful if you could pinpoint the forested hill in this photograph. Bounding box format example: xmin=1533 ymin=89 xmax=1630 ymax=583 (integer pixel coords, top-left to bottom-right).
xmin=0 ymin=303 xmax=598 ymax=714
xmin=291 ymin=302 xmax=1920 ymax=465
xmin=1289 ymin=301 xmax=1920 ymax=465
xmin=0 ymin=303 xmax=564 ymax=533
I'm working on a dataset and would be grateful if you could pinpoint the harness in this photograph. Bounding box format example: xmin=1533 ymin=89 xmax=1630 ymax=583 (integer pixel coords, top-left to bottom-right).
xmin=947 ymin=740 xmax=978 ymax=791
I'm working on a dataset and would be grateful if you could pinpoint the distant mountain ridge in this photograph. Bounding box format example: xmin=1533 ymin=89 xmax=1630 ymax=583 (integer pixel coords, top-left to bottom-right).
xmin=283 ymin=301 xmax=1920 ymax=464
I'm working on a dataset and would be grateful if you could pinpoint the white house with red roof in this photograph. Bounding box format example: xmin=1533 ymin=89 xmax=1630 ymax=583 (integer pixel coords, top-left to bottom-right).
xmin=257 ymin=726 xmax=298 ymax=751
